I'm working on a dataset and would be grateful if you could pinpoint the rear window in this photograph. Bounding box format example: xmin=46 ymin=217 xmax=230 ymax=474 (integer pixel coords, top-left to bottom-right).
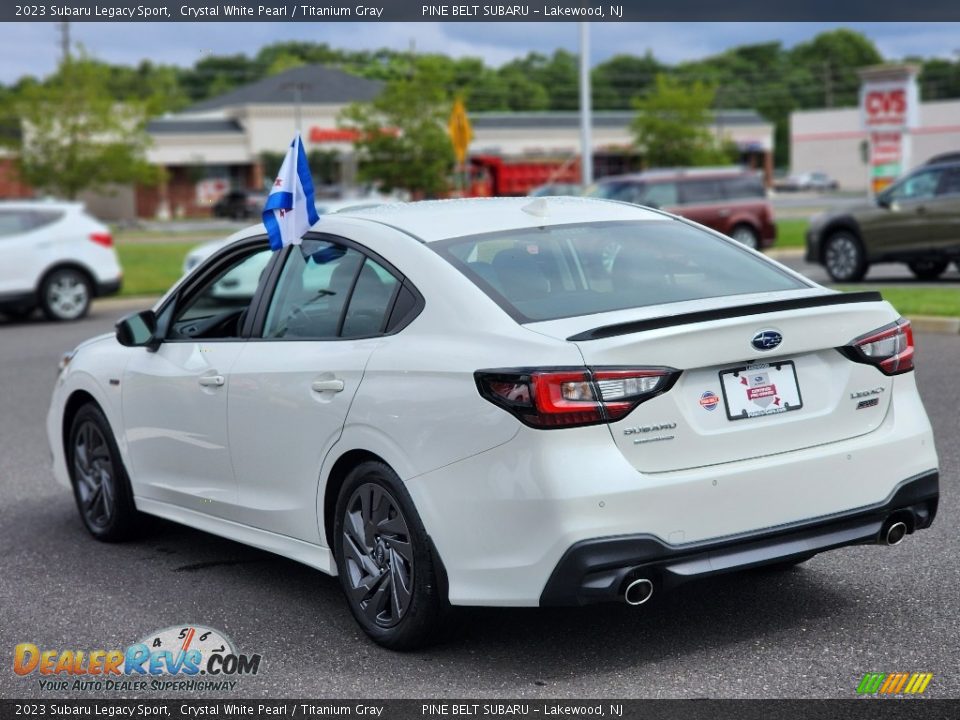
xmin=433 ymin=220 xmax=807 ymax=323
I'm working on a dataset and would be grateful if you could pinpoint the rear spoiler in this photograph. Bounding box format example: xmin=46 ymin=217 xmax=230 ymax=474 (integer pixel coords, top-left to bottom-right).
xmin=567 ymin=292 xmax=884 ymax=342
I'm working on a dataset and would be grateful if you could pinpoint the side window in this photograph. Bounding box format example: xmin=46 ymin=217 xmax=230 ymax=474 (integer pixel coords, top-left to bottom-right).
xmin=889 ymin=169 xmax=942 ymax=202
xmin=0 ymin=210 xmax=64 ymax=237
xmin=639 ymin=182 xmax=678 ymax=208
xmin=721 ymin=176 xmax=765 ymax=200
xmin=936 ymin=167 xmax=960 ymax=197
xmin=341 ymin=259 xmax=399 ymax=338
xmin=263 ymin=241 xmax=362 ymax=339
xmin=169 ymin=246 xmax=273 ymax=339
xmin=604 ymin=183 xmax=644 ymax=204
xmin=679 ymin=179 xmax=722 ymax=205
xmin=263 ymin=239 xmax=404 ymax=340
xmin=0 ymin=210 xmax=30 ymax=237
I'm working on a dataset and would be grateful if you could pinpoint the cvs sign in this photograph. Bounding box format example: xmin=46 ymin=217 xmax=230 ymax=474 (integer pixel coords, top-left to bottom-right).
xmin=864 ymin=89 xmax=907 ymax=126
xmin=860 ymin=75 xmax=918 ymax=131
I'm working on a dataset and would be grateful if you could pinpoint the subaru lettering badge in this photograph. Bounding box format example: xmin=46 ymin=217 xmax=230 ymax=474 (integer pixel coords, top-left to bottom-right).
xmin=751 ymin=330 xmax=783 ymax=351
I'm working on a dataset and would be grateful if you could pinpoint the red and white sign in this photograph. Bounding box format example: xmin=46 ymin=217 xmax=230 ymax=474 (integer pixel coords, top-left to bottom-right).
xmin=860 ymin=78 xmax=918 ymax=132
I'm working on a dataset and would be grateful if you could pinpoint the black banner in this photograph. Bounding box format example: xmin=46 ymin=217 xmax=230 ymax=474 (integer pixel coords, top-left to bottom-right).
xmin=3 ymin=0 xmax=960 ymax=22
xmin=0 ymin=700 xmax=957 ymax=720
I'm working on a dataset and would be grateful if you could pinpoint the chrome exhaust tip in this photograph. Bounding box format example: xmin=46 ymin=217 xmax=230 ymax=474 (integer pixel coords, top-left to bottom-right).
xmin=623 ymin=578 xmax=654 ymax=606
xmin=885 ymin=521 xmax=908 ymax=546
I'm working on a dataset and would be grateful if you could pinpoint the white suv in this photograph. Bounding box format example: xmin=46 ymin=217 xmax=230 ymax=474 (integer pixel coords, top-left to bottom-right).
xmin=0 ymin=201 xmax=122 ymax=321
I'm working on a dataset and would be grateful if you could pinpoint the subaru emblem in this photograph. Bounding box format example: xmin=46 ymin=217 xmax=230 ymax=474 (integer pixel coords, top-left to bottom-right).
xmin=751 ymin=330 xmax=782 ymax=351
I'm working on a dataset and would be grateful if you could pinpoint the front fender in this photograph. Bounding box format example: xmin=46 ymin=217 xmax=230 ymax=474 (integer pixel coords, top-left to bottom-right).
xmin=47 ymin=339 xmax=133 ymax=489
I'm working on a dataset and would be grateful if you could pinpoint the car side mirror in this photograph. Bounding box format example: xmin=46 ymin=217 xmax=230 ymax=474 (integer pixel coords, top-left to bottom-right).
xmin=877 ymin=195 xmax=898 ymax=211
xmin=116 ymin=310 xmax=159 ymax=351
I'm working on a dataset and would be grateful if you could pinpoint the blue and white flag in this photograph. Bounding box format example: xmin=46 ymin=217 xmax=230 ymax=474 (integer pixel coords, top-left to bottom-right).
xmin=262 ymin=134 xmax=319 ymax=251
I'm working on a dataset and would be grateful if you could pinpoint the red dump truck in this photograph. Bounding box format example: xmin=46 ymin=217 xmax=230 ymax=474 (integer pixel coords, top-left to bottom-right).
xmin=466 ymin=155 xmax=581 ymax=197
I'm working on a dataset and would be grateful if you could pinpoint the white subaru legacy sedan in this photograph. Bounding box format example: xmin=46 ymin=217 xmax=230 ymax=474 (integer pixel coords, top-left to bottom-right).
xmin=47 ymin=197 xmax=939 ymax=649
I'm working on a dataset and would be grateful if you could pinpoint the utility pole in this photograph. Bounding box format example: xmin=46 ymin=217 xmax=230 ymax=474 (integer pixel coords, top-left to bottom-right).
xmin=282 ymin=81 xmax=310 ymax=134
xmin=823 ymin=61 xmax=834 ymax=108
xmin=579 ymin=22 xmax=593 ymax=186
xmin=58 ymin=21 xmax=70 ymax=65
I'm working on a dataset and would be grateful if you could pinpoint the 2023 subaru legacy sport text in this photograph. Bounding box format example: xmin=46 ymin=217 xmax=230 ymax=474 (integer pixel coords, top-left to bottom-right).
xmin=47 ymin=197 xmax=939 ymax=649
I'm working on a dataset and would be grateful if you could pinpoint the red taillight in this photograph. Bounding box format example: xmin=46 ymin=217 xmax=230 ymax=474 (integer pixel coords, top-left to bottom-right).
xmin=842 ymin=319 xmax=914 ymax=375
xmin=90 ymin=232 xmax=113 ymax=248
xmin=475 ymin=367 xmax=680 ymax=429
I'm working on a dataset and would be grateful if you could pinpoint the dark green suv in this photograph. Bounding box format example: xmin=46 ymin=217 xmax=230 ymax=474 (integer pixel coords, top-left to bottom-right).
xmin=806 ymin=160 xmax=960 ymax=281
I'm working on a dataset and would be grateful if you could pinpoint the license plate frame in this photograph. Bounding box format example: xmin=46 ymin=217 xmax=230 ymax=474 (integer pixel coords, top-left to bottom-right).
xmin=719 ymin=360 xmax=804 ymax=422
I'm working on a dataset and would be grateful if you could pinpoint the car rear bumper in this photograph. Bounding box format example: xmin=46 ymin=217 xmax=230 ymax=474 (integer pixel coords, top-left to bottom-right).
xmin=540 ymin=470 xmax=938 ymax=606
xmin=96 ymin=278 xmax=122 ymax=297
xmin=406 ymin=372 xmax=937 ymax=607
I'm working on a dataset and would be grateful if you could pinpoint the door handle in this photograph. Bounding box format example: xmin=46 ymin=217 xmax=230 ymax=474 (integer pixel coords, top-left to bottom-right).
xmin=916 ymin=205 xmax=927 ymax=214
xmin=198 ymin=374 xmax=225 ymax=387
xmin=311 ymin=379 xmax=345 ymax=393
xmin=717 ymin=209 xmax=731 ymax=217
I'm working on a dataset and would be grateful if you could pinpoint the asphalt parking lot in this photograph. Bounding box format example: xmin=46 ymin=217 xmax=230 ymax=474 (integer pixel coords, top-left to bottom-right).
xmin=0 ymin=299 xmax=957 ymax=699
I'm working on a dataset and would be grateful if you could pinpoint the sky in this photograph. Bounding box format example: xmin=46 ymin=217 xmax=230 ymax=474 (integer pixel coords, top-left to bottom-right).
xmin=0 ymin=22 xmax=958 ymax=84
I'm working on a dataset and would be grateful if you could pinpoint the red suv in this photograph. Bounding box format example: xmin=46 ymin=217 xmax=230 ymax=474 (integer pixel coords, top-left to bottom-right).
xmin=586 ymin=168 xmax=776 ymax=249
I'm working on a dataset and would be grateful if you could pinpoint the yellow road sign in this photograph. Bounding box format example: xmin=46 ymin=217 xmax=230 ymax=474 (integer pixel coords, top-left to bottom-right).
xmin=448 ymin=98 xmax=473 ymax=164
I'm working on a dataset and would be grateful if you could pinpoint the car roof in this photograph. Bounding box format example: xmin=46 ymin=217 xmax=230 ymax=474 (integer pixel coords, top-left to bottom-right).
xmin=333 ymin=196 xmax=664 ymax=243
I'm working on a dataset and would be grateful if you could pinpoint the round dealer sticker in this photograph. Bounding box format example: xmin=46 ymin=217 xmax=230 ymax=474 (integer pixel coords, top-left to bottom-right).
xmin=699 ymin=390 xmax=720 ymax=411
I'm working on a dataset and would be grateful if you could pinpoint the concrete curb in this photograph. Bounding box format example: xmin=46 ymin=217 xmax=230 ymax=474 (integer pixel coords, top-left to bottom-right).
xmin=906 ymin=315 xmax=960 ymax=335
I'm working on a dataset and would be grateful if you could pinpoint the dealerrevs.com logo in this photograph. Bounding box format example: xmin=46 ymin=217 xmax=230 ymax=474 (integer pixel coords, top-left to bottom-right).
xmin=13 ymin=625 xmax=262 ymax=692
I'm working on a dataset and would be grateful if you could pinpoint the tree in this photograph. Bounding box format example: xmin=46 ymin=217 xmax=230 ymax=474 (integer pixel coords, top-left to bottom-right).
xmin=593 ymin=53 xmax=663 ymax=110
xmin=15 ymin=55 xmax=161 ymax=199
xmin=631 ymin=75 xmax=736 ymax=168
xmin=789 ymin=29 xmax=884 ymax=108
xmin=339 ymin=58 xmax=454 ymax=198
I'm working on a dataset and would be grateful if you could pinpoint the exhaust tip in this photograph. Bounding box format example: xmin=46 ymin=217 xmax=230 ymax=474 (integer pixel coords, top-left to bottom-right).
xmin=624 ymin=578 xmax=654 ymax=606
xmin=885 ymin=521 xmax=907 ymax=546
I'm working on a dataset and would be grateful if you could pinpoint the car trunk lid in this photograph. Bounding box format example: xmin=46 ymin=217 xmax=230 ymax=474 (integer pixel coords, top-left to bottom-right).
xmin=528 ymin=291 xmax=899 ymax=473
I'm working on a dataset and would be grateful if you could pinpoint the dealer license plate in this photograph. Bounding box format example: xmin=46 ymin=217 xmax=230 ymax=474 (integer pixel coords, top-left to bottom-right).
xmin=719 ymin=361 xmax=803 ymax=421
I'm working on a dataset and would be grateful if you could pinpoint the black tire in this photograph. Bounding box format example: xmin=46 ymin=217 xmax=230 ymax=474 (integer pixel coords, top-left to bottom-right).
xmin=67 ymin=404 xmax=140 ymax=542
xmin=907 ymin=258 xmax=949 ymax=281
xmin=334 ymin=461 xmax=448 ymax=650
xmin=40 ymin=267 xmax=92 ymax=321
xmin=823 ymin=231 xmax=868 ymax=282
xmin=730 ymin=224 xmax=760 ymax=250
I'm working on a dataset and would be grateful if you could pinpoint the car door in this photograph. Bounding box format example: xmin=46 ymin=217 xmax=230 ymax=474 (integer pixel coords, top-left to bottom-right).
xmin=932 ymin=166 xmax=960 ymax=250
xmin=121 ymin=240 xmax=275 ymax=515
xmin=225 ymin=236 xmax=408 ymax=543
xmin=866 ymin=167 xmax=945 ymax=255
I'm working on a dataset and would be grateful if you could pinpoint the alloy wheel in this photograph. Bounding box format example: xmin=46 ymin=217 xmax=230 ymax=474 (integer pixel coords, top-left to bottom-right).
xmin=46 ymin=272 xmax=90 ymax=320
xmin=341 ymin=483 xmax=415 ymax=628
xmin=824 ymin=235 xmax=862 ymax=281
xmin=73 ymin=421 xmax=116 ymax=530
xmin=731 ymin=226 xmax=759 ymax=250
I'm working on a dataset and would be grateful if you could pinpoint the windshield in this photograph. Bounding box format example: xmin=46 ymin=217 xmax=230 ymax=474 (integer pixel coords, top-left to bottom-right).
xmin=433 ymin=220 xmax=808 ymax=323
xmin=584 ymin=181 xmax=642 ymax=202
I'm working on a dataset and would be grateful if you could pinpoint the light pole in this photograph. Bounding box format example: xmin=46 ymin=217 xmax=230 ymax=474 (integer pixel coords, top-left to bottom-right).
xmin=579 ymin=22 xmax=593 ymax=187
